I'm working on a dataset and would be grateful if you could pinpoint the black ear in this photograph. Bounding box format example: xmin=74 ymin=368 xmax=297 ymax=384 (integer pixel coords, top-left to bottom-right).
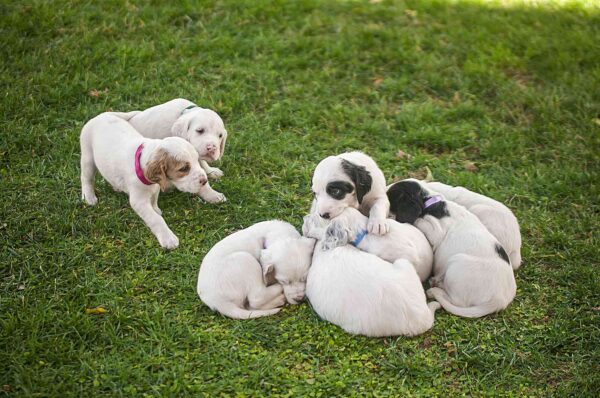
xmin=341 ymin=159 xmax=372 ymax=204
xmin=387 ymin=181 xmax=424 ymax=224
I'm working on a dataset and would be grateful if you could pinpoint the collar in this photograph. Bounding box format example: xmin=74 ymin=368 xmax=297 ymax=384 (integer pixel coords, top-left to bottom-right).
xmin=134 ymin=144 xmax=154 ymax=185
xmin=424 ymin=195 xmax=444 ymax=209
xmin=181 ymin=104 xmax=198 ymax=115
xmin=350 ymin=229 xmax=368 ymax=247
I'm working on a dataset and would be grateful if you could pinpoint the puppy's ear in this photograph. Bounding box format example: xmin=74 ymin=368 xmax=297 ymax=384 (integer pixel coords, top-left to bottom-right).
xmin=387 ymin=181 xmax=424 ymax=224
xmin=322 ymin=222 xmax=349 ymax=251
xmin=171 ymin=113 xmax=192 ymax=137
xmin=219 ymin=132 xmax=227 ymax=159
xmin=259 ymin=249 xmax=276 ymax=285
xmin=341 ymin=159 xmax=372 ymax=204
xmin=145 ymin=149 xmax=170 ymax=191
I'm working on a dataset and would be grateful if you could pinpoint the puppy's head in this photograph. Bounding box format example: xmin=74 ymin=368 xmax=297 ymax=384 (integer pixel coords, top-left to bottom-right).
xmin=387 ymin=179 xmax=448 ymax=224
xmin=145 ymin=137 xmax=208 ymax=193
xmin=311 ymin=156 xmax=373 ymax=220
xmin=260 ymin=237 xmax=316 ymax=304
xmin=171 ymin=108 xmax=227 ymax=162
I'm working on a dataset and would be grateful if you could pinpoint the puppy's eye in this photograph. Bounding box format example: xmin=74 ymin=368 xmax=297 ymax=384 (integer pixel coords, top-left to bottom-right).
xmin=179 ymin=164 xmax=190 ymax=173
xmin=219 ymin=133 xmax=223 ymax=138
xmin=196 ymin=128 xmax=205 ymax=134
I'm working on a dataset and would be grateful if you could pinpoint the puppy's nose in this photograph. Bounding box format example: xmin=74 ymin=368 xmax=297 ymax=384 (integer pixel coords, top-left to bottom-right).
xmin=320 ymin=212 xmax=330 ymax=219
xmin=295 ymin=293 xmax=305 ymax=302
xmin=206 ymin=144 xmax=217 ymax=153
xmin=199 ymin=177 xmax=207 ymax=186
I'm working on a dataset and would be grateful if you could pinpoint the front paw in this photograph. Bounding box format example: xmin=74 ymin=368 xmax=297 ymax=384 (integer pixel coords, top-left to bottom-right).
xmin=367 ymin=218 xmax=389 ymax=235
xmin=157 ymin=230 xmax=179 ymax=250
xmin=207 ymin=167 xmax=224 ymax=180
xmin=201 ymin=191 xmax=227 ymax=204
xmin=82 ymin=192 xmax=98 ymax=206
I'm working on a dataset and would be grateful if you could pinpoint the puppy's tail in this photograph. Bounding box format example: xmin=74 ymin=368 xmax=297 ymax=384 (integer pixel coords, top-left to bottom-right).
xmin=426 ymin=287 xmax=499 ymax=318
xmin=107 ymin=111 xmax=141 ymax=121
xmin=216 ymin=302 xmax=281 ymax=319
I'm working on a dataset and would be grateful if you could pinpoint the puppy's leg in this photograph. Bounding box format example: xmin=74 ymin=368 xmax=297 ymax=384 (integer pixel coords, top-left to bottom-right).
xmin=248 ymin=284 xmax=286 ymax=310
xmin=151 ymin=190 xmax=162 ymax=215
xmin=80 ymin=134 xmax=98 ymax=205
xmin=367 ymin=197 xmax=390 ymax=235
xmin=129 ymin=189 xmax=179 ymax=249
xmin=200 ymin=160 xmax=224 ymax=180
xmin=198 ymin=182 xmax=227 ymax=204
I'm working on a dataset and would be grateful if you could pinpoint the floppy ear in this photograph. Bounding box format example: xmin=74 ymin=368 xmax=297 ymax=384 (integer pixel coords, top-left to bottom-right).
xmin=144 ymin=150 xmax=170 ymax=191
xmin=259 ymin=249 xmax=276 ymax=285
xmin=219 ymin=132 xmax=227 ymax=159
xmin=387 ymin=182 xmax=424 ymax=224
xmin=341 ymin=159 xmax=372 ymax=204
xmin=322 ymin=222 xmax=349 ymax=251
xmin=171 ymin=113 xmax=192 ymax=137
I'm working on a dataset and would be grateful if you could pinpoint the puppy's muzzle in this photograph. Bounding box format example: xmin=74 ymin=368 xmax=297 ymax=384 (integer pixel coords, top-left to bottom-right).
xmin=320 ymin=212 xmax=331 ymax=219
xmin=199 ymin=176 xmax=208 ymax=186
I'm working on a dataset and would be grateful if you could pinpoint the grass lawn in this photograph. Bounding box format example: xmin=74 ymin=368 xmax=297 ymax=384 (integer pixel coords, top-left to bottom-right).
xmin=1 ymin=0 xmax=599 ymax=396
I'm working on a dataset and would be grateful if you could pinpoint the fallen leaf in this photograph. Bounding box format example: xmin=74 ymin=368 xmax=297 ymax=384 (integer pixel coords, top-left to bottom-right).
xmin=395 ymin=149 xmax=412 ymax=160
xmin=405 ymin=9 xmax=418 ymax=18
xmin=372 ymin=76 xmax=384 ymax=86
xmin=88 ymin=89 xmax=100 ymax=98
xmin=85 ymin=306 xmax=108 ymax=315
xmin=452 ymin=92 xmax=461 ymax=103
xmin=2 ymin=385 xmax=11 ymax=392
xmin=463 ymin=161 xmax=478 ymax=172
xmin=306 ymin=378 xmax=316 ymax=385
xmin=593 ymin=118 xmax=600 ymax=127
xmin=424 ymin=166 xmax=434 ymax=182
xmin=17 ymin=284 xmax=25 ymax=291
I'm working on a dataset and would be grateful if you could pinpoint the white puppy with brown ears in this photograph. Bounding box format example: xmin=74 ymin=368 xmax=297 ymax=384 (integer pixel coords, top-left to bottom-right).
xmin=387 ymin=179 xmax=517 ymax=318
xmin=312 ymin=151 xmax=390 ymax=235
xmin=197 ymin=221 xmax=316 ymax=319
xmin=425 ymin=181 xmax=522 ymax=269
xmin=112 ymin=98 xmax=227 ymax=202
xmin=304 ymin=206 xmax=433 ymax=282
xmin=80 ymin=113 xmax=215 ymax=249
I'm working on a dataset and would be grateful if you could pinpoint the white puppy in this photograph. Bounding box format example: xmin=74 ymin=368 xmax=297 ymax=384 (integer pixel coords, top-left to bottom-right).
xmin=197 ymin=221 xmax=316 ymax=319
xmin=303 ymin=206 xmax=433 ymax=282
xmin=303 ymin=217 xmax=438 ymax=337
xmin=112 ymin=98 xmax=227 ymax=201
xmin=312 ymin=151 xmax=390 ymax=235
xmin=425 ymin=181 xmax=522 ymax=269
xmin=80 ymin=113 xmax=216 ymax=249
xmin=387 ymin=179 xmax=517 ymax=318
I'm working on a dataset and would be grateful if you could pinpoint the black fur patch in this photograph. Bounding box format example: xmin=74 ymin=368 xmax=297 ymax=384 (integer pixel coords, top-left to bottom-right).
xmin=495 ymin=243 xmax=511 ymax=265
xmin=326 ymin=181 xmax=354 ymax=200
xmin=340 ymin=159 xmax=372 ymax=204
xmin=387 ymin=180 xmax=449 ymax=224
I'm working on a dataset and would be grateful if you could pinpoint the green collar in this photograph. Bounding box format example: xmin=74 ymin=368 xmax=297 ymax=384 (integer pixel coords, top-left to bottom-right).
xmin=181 ymin=104 xmax=198 ymax=115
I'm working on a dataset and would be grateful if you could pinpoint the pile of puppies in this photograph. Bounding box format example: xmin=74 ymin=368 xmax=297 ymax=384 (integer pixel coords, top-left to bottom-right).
xmin=80 ymin=99 xmax=522 ymax=338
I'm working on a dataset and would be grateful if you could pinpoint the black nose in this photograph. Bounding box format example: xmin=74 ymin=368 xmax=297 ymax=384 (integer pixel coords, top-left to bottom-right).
xmin=320 ymin=212 xmax=330 ymax=219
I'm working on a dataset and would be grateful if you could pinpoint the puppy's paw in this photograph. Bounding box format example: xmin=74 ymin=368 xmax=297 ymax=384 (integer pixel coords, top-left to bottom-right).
xmin=207 ymin=167 xmax=224 ymax=180
xmin=367 ymin=218 xmax=389 ymax=235
xmin=429 ymin=275 xmax=443 ymax=287
xmin=158 ymin=231 xmax=179 ymax=250
xmin=425 ymin=288 xmax=435 ymax=300
xmin=201 ymin=191 xmax=227 ymax=204
xmin=82 ymin=191 xmax=98 ymax=206
xmin=273 ymin=293 xmax=287 ymax=308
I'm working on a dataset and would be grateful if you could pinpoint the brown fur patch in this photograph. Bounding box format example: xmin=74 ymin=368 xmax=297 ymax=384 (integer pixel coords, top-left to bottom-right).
xmin=145 ymin=149 xmax=190 ymax=191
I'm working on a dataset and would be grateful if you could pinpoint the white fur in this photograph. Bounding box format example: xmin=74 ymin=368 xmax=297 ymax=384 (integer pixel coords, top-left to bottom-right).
xmin=302 ymin=216 xmax=438 ymax=337
xmin=303 ymin=206 xmax=433 ymax=282
xmin=312 ymin=151 xmax=390 ymax=235
xmin=197 ymin=221 xmax=316 ymax=319
xmin=425 ymin=181 xmax=522 ymax=269
xmin=80 ymin=113 xmax=212 ymax=249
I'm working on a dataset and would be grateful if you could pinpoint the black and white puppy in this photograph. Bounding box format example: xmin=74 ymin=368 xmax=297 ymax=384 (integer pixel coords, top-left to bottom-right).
xmin=387 ymin=179 xmax=517 ymax=318
xmin=312 ymin=151 xmax=390 ymax=235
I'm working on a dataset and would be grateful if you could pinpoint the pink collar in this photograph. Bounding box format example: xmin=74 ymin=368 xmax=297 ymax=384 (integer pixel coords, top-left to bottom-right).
xmin=135 ymin=144 xmax=154 ymax=185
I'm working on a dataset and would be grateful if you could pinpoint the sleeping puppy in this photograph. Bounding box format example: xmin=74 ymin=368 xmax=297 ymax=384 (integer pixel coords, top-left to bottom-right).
xmin=303 ymin=216 xmax=439 ymax=337
xmin=112 ymin=98 xmax=227 ymax=201
xmin=197 ymin=221 xmax=316 ymax=319
xmin=387 ymin=179 xmax=517 ymax=318
xmin=303 ymin=206 xmax=433 ymax=282
xmin=425 ymin=181 xmax=522 ymax=269
xmin=312 ymin=151 xmax=390 ymax=235
xmin=80 ymin=113 xmax=219 ymax=249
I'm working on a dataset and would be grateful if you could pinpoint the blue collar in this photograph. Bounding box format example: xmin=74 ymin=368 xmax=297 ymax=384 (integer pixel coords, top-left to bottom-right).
xmin=350 ymin=229 xmax=368 ymax=247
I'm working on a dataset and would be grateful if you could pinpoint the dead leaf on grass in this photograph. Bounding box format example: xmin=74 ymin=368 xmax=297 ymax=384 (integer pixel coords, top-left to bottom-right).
xmin=405 ymin=9 xmax=418 ymax=18
xmin=88 ymin=89 xmax=100 ymax=98
xmin=395 ymin=149 xmax=412 ymax=160
xmin=593 ymin=118 xmax=600 ymax=127
xmin=85 ymin=306 xmax=108 ymax=315
xmin=372 ymin=76 xmax=384 ymax=86
xmin=463 ymin=161 xmax=478 ymax=172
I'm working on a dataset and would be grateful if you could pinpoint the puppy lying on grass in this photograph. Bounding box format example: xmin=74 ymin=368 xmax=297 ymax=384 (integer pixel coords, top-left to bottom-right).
xmin=388 ymin=179 xmax=517 ymax=318
xmin=80 ymin=113 xmax=211 ymax=249
xmin=197 ymin=221 xmax=316 ymax=319
xmin=303 ymin=206 xmax=433 ymax=282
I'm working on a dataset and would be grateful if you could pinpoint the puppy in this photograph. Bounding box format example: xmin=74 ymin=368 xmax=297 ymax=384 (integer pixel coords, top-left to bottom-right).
xmin=387 ymin=179 xmax=517 ymax=318
xmin=112 ymin=98 xmax=227 ymax=201
xmin=197 ymin=221 xmax=316 ymax=319
xmin=80 ymin=113 xmax=216 ymax=249
xmin=303 ymin=206 xmax=433 ymax=282
xmin=312 ymin=151 xmax=390 ymax=235
xmin=425 ymin=181 xmax=522 ymax=269
xmin=303 ymin=217 xmax=439 ymax=337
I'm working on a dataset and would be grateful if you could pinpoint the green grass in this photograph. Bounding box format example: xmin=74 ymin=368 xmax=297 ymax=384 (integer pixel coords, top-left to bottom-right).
xmin=1 ymin=0 xmax=599 ymax=396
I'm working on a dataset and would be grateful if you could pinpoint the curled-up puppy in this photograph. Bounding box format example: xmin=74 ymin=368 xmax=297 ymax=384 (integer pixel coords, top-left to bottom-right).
xmin=197 ymin=221 xmax=316 ymax=319
xmin=312 ymin=151 xmax=390 ymax=235
xmin=387 ymin=179 xmax=517 ymax=318
xmin=303 ymin=206 xmax=433 ymax=282
xmin=112 ymin=98 xmax=227 ymax=201
xmin=303 ymin=216 xmax=438 ymax=337
xmin=80 ymin=113 xmax=217 ymax=249
xmin=425 ymin=181 xmax=522 ymax=269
